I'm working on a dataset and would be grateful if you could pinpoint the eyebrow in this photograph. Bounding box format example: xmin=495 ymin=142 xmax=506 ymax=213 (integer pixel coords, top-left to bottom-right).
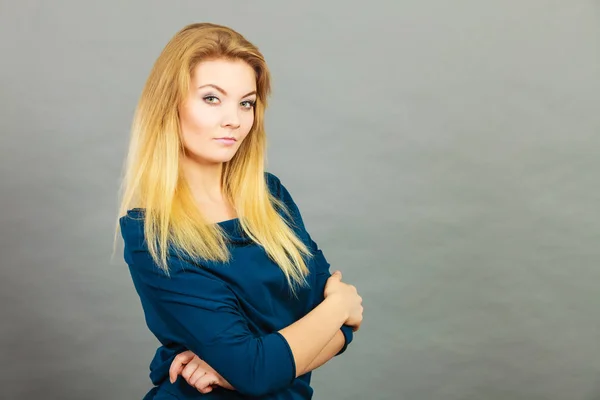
xmin=197 ymin=84 xmax=256 ymax=98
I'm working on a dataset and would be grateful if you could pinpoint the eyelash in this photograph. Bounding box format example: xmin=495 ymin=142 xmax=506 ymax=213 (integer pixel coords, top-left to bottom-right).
xmin=203 ymin=95 xmax=255 ymax=109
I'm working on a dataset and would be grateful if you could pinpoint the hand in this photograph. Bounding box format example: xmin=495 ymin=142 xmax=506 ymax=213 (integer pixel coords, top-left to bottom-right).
xmin=169 ymin=350 xmax=235 ymax=394
xmin=324 ymin=271 xmax=363 ymax=332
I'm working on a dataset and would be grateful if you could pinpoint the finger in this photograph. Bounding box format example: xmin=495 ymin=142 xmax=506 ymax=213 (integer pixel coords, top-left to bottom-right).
xmin=181 ymin=361 xmax=200 ymax=382
xmin=198 ymin=383 xmax=215 ymax=394
xmin=169 ymin=363 xmax=184 ymax=384
xmin=196 ymin=373 xmax=220 ymax=394
xmin=169 ymin=351 xmax=194 ymax=383
xmin=332 ymin=270 xmax=342 ymax=280
xmin=188 ymin=368 xmax=207 ymax=386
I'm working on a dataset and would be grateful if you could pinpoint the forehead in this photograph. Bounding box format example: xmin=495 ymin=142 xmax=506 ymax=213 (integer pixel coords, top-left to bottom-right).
xmin=191 ymin=59 xmax=256 ymax=93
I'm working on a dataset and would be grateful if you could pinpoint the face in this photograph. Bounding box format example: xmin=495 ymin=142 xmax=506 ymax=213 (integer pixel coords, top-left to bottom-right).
xmin=178 ymin=58 xmax=257 ymax=165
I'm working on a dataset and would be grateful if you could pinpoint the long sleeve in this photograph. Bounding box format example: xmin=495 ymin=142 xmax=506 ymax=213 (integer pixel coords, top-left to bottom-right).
xmin=127 ymin=250 xmax=296 ymax=397
xmin=273 ymin=176 xmax=354 ymax=355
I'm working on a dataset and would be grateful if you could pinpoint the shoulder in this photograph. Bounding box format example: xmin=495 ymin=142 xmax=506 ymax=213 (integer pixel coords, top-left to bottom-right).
xmin=264 ymin=172 xmax=308 ymax=236
xmin=264 ymin=171 xmax=296 ymax=203
xmin=119 ymin=209 xmax=146 ymax=253
xmin=265 ymin=171 xmax=283 ymax=197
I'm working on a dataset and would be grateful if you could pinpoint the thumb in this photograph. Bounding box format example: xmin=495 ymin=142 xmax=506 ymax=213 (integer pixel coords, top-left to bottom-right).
xmin=169 ymin=351 xmax=194 ymax=383
xmin=332 ymin=270 xmax=342 ymax=280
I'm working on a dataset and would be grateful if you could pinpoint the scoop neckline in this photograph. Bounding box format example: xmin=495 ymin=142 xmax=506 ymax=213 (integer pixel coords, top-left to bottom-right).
xmin=215 ymin=217 xmax=239 ymax=226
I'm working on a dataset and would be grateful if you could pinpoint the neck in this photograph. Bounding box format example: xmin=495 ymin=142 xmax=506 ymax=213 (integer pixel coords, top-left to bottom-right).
xmin=181 ymin=155 xmax=224 ymax=203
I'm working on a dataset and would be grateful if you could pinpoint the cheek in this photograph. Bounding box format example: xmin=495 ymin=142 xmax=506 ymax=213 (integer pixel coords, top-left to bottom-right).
xmin=181 ymin=106 xmax=220 ymax=135
xmin=240 ymin=112 xmax=255 ymax=137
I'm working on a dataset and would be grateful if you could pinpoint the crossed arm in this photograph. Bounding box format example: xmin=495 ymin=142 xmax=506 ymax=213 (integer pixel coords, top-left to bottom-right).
xmin=169 ymin=316 xmax=349 ymax=394
xmin=169 ymin=290 xmax=352 ymax=395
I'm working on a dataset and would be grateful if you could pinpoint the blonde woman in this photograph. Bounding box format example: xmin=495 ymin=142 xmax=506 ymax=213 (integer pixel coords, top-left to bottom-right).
xmin=116 ymin=23 xmax=363 ymax=399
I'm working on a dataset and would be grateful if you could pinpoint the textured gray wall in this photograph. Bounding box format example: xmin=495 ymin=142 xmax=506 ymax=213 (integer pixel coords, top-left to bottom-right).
xmin=1 ymin=1 xmax=599 ymax=399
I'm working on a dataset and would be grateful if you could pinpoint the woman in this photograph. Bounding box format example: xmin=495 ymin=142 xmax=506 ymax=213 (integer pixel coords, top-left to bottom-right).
xmin=116 ymin=22 xmax=363 ymax=399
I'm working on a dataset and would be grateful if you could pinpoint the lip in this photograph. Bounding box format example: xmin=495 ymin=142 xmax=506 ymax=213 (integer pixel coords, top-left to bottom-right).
xmin=214 ymin=138 xmax=237 ymax=145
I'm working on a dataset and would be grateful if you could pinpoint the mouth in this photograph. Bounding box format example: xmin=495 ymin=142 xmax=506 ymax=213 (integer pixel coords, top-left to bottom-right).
xmin=214 ymin=137 xmax=237 ymax=145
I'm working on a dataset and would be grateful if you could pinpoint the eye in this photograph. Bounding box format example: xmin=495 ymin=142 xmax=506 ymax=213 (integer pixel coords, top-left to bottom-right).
xmin=241 ymin=100 xmax=256 ymax=109
xmin=203 ymin=95 xmax=220 ymax=104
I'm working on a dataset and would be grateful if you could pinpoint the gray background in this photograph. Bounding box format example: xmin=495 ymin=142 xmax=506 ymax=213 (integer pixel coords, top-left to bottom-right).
xmin=1 ymin=1 xmax=598 ymax=399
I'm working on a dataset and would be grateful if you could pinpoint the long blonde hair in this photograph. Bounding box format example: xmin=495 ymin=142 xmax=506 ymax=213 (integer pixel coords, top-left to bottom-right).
xmin=114 ymin=22 xmax=311 ymax=291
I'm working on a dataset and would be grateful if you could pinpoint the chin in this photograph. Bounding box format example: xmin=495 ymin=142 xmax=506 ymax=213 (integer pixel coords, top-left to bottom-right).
xmin=216 ymin=149 xmax=240 ymax=162
xmin=184 ymin=145 xmax=241 ymax=163
xmin=216 ymin=156 xmax=236 ymax=163
xmin=203 ymin=155 xmax=235 ymax=165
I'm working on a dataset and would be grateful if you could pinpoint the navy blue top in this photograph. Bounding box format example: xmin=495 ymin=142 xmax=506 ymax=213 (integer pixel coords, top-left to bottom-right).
xmin=119 ymin=172 xmax=353 ymax=399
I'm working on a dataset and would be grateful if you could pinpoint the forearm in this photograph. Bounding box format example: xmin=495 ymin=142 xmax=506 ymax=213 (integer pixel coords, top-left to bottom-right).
xmin=278 ymin=296 xmax=347 ymax=377
xmin=304 ymin=329 xmax=346 ymax=373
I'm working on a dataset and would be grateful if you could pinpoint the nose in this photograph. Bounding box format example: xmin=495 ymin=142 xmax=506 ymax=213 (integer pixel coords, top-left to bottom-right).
xmin=221 ymin=105 xmax=241 ymax=129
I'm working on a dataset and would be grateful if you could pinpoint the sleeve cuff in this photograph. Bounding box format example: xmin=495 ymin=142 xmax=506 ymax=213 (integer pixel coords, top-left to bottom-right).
xmin=336 ymin=325 xmax=354 ymax=356
xmin=271 ymin=331 xmax=297 ymax=383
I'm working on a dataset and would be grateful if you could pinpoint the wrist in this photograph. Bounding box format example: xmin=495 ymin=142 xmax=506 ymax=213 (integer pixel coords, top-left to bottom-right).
xmin=324 ymin=294 xmax=349 ymax=322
